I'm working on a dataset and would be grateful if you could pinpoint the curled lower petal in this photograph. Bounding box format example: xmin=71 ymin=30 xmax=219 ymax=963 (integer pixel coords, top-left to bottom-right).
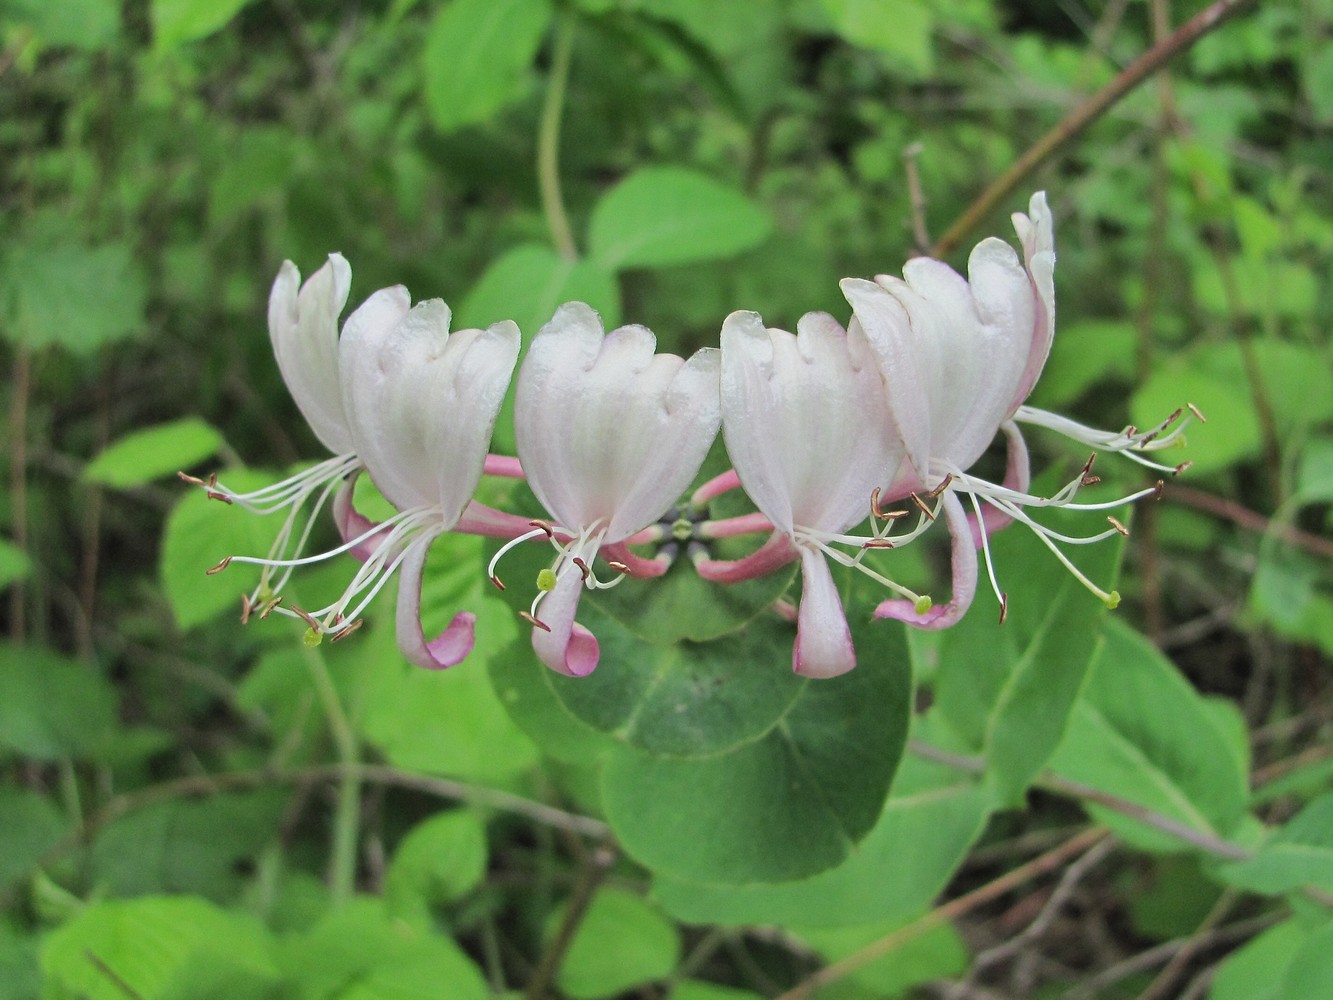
xmin=876 ymin=491 xmax=977 ymax=630
xmin=531 ymin=564 xmax=600 ymax=677
xmin=793 ymin=547 xmax=856 ymax=678
xmin=395 ymin=540 xmax=476 ymax=670
xmin=693 ymin=532 xmax=798 ymax=584
xmin=332 ymin=472 xmax=383 ymax=563
xmin=968 ymin=421 xmax=1031 ymax=546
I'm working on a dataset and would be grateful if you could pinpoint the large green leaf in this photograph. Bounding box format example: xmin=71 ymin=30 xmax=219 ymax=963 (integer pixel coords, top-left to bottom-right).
xmin=1209 ymin=918 xmax=1308 ymax=1000
xmin=3 ymin=0 xmax=118 ymax=49
xmin=1049 ymin=619 xmax=1251 ymax=852
xmin=0 ymin=788 xmax=68 ymax=893
xmin=41 ymin=896 xmax=281 ymax=1000
xmin=0 ymin=645 xmax=118 ymax=761
xmin=600 ymin=624 xmax=911 ymax=884
xmin=587 ymin=167 xmax=772 ymax=270
xmin=421 ymin=0 xmax=553 ymax=133
xmin=384 ymin=811 xmax=488 ymax=930
xmin=653 ymin=750 xmax=990 ymax=927
xmin=818 ymin=0 xmax=936 ymax=77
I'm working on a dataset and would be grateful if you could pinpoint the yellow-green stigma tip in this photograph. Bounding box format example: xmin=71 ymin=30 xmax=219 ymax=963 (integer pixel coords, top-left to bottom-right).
xmin=536 ymin=568 xmax=558 ymax=592
xmin=914 ymin=595 xmax=933 ymax=616
xmin=672 ymin=518 xmax=693 ymax=542
xmin=1105 ymin=591 xmax=1121 ymax=610
xmin=302 ymin=627 xmax=323 ymax=648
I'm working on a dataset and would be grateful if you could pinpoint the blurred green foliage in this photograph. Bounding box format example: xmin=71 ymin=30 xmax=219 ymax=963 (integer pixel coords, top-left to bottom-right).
xmin=2 ymin=0 xmax=1332 ymax=997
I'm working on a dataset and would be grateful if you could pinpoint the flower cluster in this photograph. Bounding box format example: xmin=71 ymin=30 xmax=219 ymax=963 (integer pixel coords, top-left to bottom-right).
xmin=191 ymin=192 xmax=1196 ymax=679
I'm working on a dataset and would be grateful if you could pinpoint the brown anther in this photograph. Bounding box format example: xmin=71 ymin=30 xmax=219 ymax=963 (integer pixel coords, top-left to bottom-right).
xmin=1153 ymin=480 xmax=1166 ymax=500
xmin=1107 ymin=516 xmax=1130 ymax=536
xmin=519 ymin=611 xmax=551 ymax=632
xmin=926 ymin=473 xmax=954 ymax=499
xmin=206 ymin=556 xmax=233 ymax=575
xmin=259 ymin=597 xmax=283 ymax=619
xmin=206 ymin=490 xmax=234 ymax=505
xmin=1173 ymin=461 xmax=1192 ymax=476
xmin=528 ymin=519 xmax=555 ymax=538
xmin=909 ymin=493 xmax=937 ymax=521
xmin=1123 ymin=424 xmax=1138 ymax=438
xmin=572 ymin=557 xmax=591 ymax=582
xmin=240 ymin=594 xmax=254 ymax=625
xmin=177 ymin=471 xmax=204 ymax=486
xmin=862 ymin=538 xmax=895 ymax=549
xmin=1078 ymin=453 xmax=1100 ymax=486
xmin=289 ymin=605 xmax=321 ymax=629
xmin=1187 ymin=402 xmax=1206 ymax=423
xmin=489 ymin=574 xmax=506 ymax=591
xmin=608 ymin=560 xmax=629 ymax=573
xmin=330 ymin=619 xmax=365 ymax=641
xmin=870 ymin=487 xmax=885 ymax=519
xmin=998 ymin=593 xmax=1009 ymax=625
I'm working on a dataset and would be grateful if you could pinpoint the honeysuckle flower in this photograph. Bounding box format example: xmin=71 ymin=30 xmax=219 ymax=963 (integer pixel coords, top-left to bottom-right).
xmin=842 ymin=192 xmax=1195 ymax=627
xmin=700 ymin=309 xmax=919 ymax=678
xmin=487 ymin=302 xmax=721 ymax=677
xmin=218 ymin=285 xmax=521 ymax=669
xmin=184 ymin=254 xmax=363 ymax=612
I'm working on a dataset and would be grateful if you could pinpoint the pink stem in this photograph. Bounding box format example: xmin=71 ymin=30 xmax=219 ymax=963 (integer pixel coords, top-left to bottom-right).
xmin=483 ymin=454 xmax=525 ymax=479
xmin=691 ymin=468 xmax=743 ymax=506
xmin=601 ymin=541 xmax=670 ymax=578
xmin=699 ymin=511 xmax=776 ymax=540
xmin=695 ymin=532 xmax=799 ymax=584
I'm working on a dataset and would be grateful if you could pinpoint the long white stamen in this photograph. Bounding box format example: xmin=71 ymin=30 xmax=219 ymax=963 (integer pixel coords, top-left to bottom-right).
xmin=963 ymin=486 xmax=1006 ymax=614
xmin=796 ymin=530 xmax=929 ymax=608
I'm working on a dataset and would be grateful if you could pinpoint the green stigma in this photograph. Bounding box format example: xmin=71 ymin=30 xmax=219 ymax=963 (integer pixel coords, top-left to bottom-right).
xmin=302 ymin=627 xmax=323 ymax=648
xmin=1105 ymin=590 xmax=1122 ymax=610
xmin=672 ymin=517 xmax=693 ymax=542
xmin=914 ymin=595 xmax=933 ymax=616
xmin=536 ymin=568 xmax=558 ymax=592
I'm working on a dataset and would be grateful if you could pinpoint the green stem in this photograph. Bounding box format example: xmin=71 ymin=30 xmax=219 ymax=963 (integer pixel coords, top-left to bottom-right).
xmin=538 ymin=14 xmax=578 ymax=261
xmin=301 ymin=642 xmax=361 ymax=906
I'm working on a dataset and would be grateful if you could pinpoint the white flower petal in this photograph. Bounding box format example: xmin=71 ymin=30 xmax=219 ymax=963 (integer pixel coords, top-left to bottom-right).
xmin=342 ymin=293 xmax=519 ymax=522
xmin=267 ymin=254 xmax=355 ymax=455
xmin=721 ymin=309 xmax=899 ymax=537
xmin=793 ymin=547 xmax=856 ymax=678
xmin=516 ymin=302 xmax=720 ymax=541
xmin=1010 ymin=191 xmax=1057 ymax=406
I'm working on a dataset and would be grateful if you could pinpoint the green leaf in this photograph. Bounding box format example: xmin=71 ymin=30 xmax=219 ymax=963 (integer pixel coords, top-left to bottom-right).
xmin=551 ymin=888 xmax=680 ymax=999
xmin=798 ymin=918 xmax=967 ymax=997
xmin=1209 ymin=918 xmax=1308 ymax=1000
xmin=666 ymin=984 xmax=763 ymax=1000
xmin=0 ymin=240 xmax=146 ymax=354
xmin=654 ymin=753 xmax=990 ymax=928
xmin=818 ymin=0 xmax=935 ymax=77
xmin=0 ymin=788 xmax=68 ymax=893
xmin=159 ymin=468 xmax=291 ymax=630
xmin=85 ymin=418 xmax=224 ymax=489
xmin=421 ymin=0 xmax=553 ymax=133
xmin=90 ymin=791 xmax=286 ymax=900
xmin=1048 ymin=619 xmax=1251 ymax=852
xmin=457 ymin=243 xmax=620 ymax=455
xmin=1295 ymin=437 xmax=1333 ymax=503
xmin=280 ymin=897 xmax=489 ymax=1000
xmin=41 ymin=896 xmax=280 ymax=1000
xmin=384 ymin=811 xmax=489 ymax=929
xmin=600 ymin=631 xmax=911 ymax=884
xmin=1218 ymin=794 xmax=1333 ymax=896
xmin=0 ymin=644 xmax=118 ymax=761
xmin=3 ymin=0 xmax=119 ymax=49
xmin=1279 ymin=920 xmax=1333 ymax=1000
xmin=357 ymin=536 xmax=540 ymax=784
xmin=588 ymin=167 xmax=772 ymax=270
xmin=152 ymin=0 xmax=260 ymax=50
xmin=1028 ymin=319 xmax=1137 ymax=410
xmin=0 ymin=920 xmax=40 ymax=1000
xmin=0 ymin=540 xmax=30 ymax=591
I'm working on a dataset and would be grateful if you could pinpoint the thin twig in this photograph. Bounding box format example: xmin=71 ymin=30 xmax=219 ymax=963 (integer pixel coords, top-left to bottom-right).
xmin=774 ymin=828 xmax=1111 ymax=1000
xmin=903 ymin=142 xmax=931 ymax=253
xmin=929 ymin=0 xmax=1260 ymax=258
xmin=1169 ymin=484 xmax=1333 ymax=560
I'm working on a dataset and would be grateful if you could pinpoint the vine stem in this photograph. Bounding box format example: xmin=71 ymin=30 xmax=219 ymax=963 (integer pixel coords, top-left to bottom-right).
xmin=300 ymin=643 xmax=361 ymax=906
xmin=538 ymin=13 xmax=577 ymax=261
xmin=774 ymin=828 xmax=1111 ymax=1000
xmin=524 ymin=844 xmax=617 ymax=1000
xmin=928 ymin=0 xmax=1260 ymax=258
